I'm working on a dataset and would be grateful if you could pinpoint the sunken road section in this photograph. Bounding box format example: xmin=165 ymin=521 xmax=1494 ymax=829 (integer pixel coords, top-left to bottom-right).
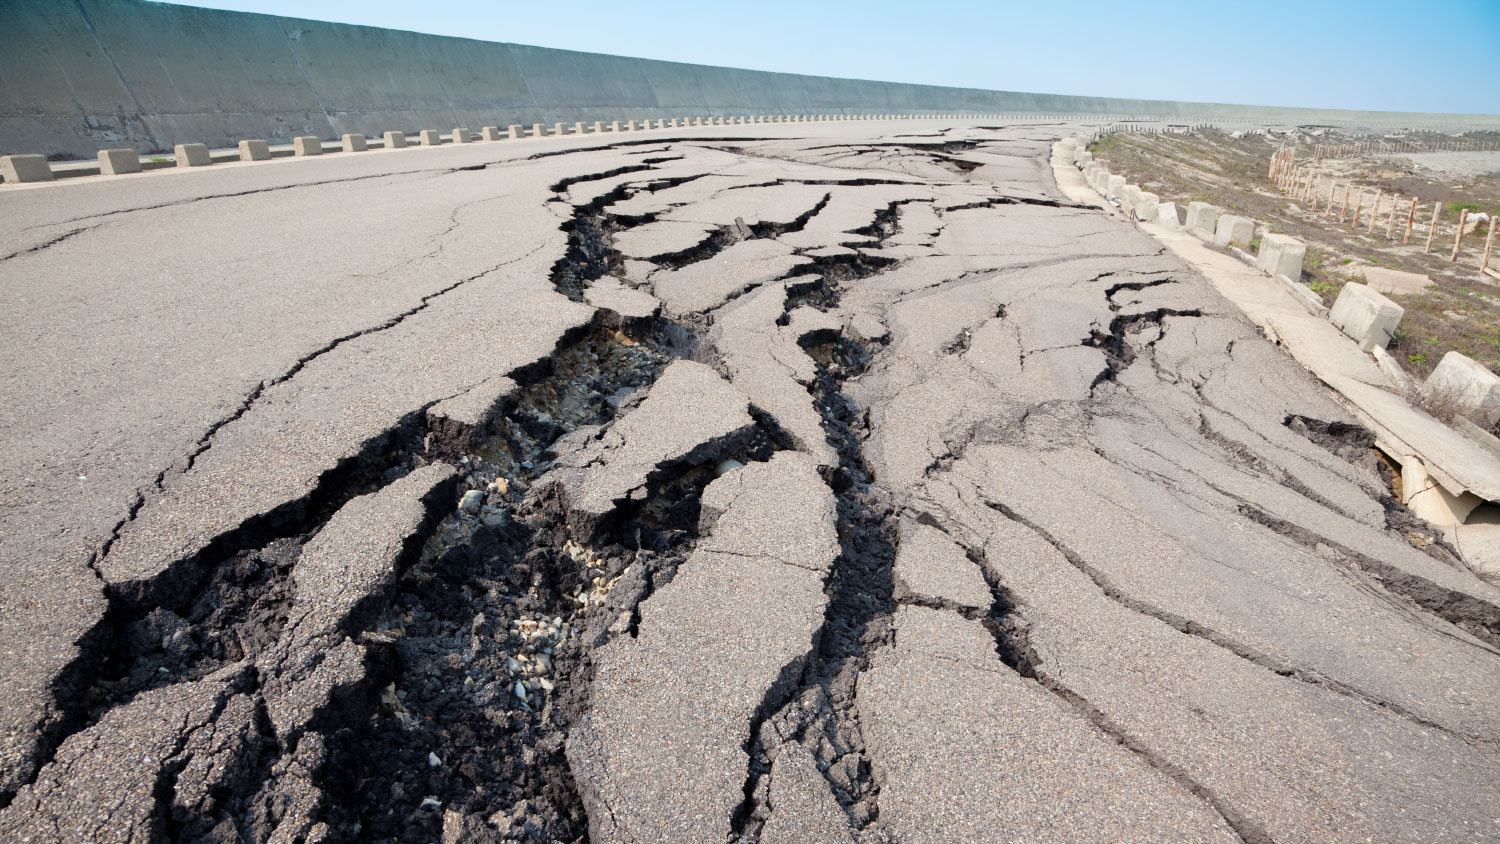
xmin=2 ymin=119 xmax=1500 ymax=844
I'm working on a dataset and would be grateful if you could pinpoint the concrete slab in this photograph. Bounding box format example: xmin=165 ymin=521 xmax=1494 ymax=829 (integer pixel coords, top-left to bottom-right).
xmin=1255 ymin=232 xmax=1306 ymax=281
xmin=1155 ymin=201 xmax=1182 ymax=228
xmin=1356 ymin=266 xmax=1435 ymax=296
xmin=1185 ymin=201 xmax=1221 ymax=238
xmin=1 ymin=154 xmax=53 ymax=183
xmin=1329 ymin=283 xmax=1403 ymax=352
xmin=98 ymin=148 xmax=141 ymax=175
xmin=1425 ymin=351 xmax=1500 ymax=425
xmin=1212 ymin=214 xmax=1253 ymax=249
xmin=175 ymin=143 xmax=212 ymax=166
xmin=238 ymin=139 xmax=270 ymax=161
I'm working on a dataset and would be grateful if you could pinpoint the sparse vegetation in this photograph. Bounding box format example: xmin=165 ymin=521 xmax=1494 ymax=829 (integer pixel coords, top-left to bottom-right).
xmin=1090 ymin=128 xmax=1500 ymax=381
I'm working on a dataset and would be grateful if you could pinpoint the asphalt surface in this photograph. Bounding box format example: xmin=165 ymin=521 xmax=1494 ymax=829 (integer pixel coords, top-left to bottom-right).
xmin=1 ymin=119 xmax=1498 ymax=843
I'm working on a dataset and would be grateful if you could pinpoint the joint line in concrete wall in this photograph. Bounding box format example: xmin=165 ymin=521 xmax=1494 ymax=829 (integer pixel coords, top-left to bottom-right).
xmin=71 ymin=0 xmax=157 ymax=150
xmin=511 ymin=49 xmax=550 ymax=127
xmin=412 ymin=38 xmax=463 ymax=132
xmin=273 ymin=16 xmax=339 ymax=138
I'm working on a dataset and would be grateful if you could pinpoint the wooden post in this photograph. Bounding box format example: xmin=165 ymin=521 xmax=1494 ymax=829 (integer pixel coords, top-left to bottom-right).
xmin=1404 ymin=198 xmax=1417 ymax=245
xmin=1451 ymin=209 xmax=1469 ymax=261
xmin=1425 ymin=202 xmax=1440 ymax=253
xmin=1352 ymin=188 xmax=1363 ymax=227
xmin=1386 ymin=195 xmax=1399 ymax=239
xmin=1340 ymin=185 xmax=1351 ymax=222
xmin=1368 ymin=190 xmax=1382 ymax=232
xmin=1482 ymin=216 xmax=1497 ymax=273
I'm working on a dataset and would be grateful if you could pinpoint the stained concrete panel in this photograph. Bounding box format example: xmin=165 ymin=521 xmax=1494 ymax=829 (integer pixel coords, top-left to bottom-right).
xmin=0 ymin=0 xmax=138 ymax=122
xmin=509 ymin=45 xmax=656 ymax=114
xmin=78 ymin=0 xmax=324 ymax=120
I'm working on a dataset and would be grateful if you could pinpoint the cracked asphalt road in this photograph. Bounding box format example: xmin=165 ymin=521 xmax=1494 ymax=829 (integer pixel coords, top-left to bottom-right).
xmin=2 ymin=119 xmax=1498 ymax=843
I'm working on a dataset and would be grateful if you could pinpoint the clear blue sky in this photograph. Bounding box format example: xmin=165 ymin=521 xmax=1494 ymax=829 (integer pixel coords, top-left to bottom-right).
xmin=178 ymin=0 xmax=1500 ymax=114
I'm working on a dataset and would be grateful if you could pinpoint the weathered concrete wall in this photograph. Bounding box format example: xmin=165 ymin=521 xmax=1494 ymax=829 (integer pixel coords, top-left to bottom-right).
xmin=3 ymin=0 xmax=1498 ymax=158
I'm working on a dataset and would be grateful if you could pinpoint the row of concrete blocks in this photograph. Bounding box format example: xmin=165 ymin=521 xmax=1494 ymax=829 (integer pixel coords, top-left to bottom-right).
xmin=0 ymin=113 xmax=1026 ymax=183
xmin=1064 ymin=139 xmax=1500 ymax=425
xmin=1329 ymin=283 xmax=1498 ymax=425
xmin=1069 ymin=141 xmax=1309 ymax=280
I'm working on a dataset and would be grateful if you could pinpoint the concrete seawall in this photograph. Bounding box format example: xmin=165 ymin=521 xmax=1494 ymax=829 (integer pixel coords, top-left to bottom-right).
xmin=3 ymin=0 xmax=1498 ymax=159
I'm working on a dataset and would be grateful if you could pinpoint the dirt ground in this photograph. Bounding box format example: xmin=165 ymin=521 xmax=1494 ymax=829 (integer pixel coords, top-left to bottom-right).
xmin=1089 ymin=129 xmax=1500 ymax=381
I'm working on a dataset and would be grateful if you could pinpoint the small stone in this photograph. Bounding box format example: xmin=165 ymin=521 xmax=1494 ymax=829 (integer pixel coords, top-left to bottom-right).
xmin=459 ymin=490 xmax=484 ymax=513
xmin=515 ymin=681 xmax=528 ymax=700
xmin=487 ymin=477 xmax=510 ymax=495
xmin=428 ymin=752 xmax=441 ymax=768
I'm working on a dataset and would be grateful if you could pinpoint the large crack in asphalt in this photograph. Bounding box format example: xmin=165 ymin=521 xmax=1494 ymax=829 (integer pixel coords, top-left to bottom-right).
xmin=724 ymin=263 xmax=903 ymax=841
xmin=4 ymin=154 xmax=789 ymax=839
xmin=304 ymin=158 xmax=817 ymax=842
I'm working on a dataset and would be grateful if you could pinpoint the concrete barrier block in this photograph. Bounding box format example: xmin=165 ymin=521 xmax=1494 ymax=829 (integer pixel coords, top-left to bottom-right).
xmin=1255 ymin=233 xmax=1306 ymax=281
xmin=1076 ymin=150 xmax=1093 ymax=167
xmin=1134 ymin=191 xmax=1159 ymax=221
xmin=458 ymin=128 xmax=477 ymax=143
xmin=532 ymin=123 xmax=547 ymax=138
xmin=1120 ymin=185 xmax=1142 ymax=209
xmin=1154 ymin=202 xmax=1182 ymax=229
xmin=554 ymin=123 xmax=569 ymax=136
xmin=1329 ymin=283 xmax=1403 ymax=352
xmin=626 ymin=120 xmax=638 ymax=131
xmin=1213 ymin=214 xmax=1254 ymax=249
xmin=610 ymin=121 xmax=621 ymax=132
xmin=176 ymin=143 xmax=213 ymax=166
xmin=98 ymin=148 xmax=141 ymax=175
xmin=573 ymin=122 xmax=587 ymax=135
xmin=1185 ymin=202 xmax=1222 ymax=238
xmin=341 ymin=133 xmax=367 ymax=152
xmin=419 ymin=129 xmax=441 ymax=146
xmin=1423 ymin=352 xmax=1500 ymax=424
xmin=1106 ymin=174 xmax=1126 ymax=200
xmin=239 ymin=139 xmax=271 ymax=160
xmin=1 ymin=154 xmax=53 ymax=183
xmin=383 ymin=131 xmax=406 ymax=149
xmin=481 ymin=126 xmax=502 ymax=141
xmin=508 ymin=125 xmax=523 ymax=140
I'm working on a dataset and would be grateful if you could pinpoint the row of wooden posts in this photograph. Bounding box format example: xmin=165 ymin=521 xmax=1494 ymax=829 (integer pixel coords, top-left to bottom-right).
xmin=1315 ymin=137 xmax=1500 ymax=159
xmin=1269 ymin=148 xmax=1497 ymax=277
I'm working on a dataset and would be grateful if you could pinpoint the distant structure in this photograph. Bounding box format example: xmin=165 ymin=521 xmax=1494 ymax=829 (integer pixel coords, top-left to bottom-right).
xmin=3 ymin=0 xmax=1498 ymax=158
